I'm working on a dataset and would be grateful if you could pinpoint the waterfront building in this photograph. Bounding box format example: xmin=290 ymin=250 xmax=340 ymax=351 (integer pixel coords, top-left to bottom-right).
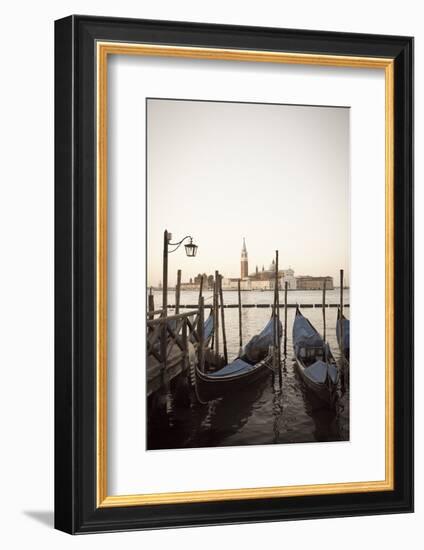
xmin=220 ymin=239 xmax=296 ymax=290
xmin=242 ymin=240 xmax=296 ymax=290
xmin=247 ymin=261 xmax=296 ymax=290
xmin=221 ymin=277 xmax=252 ymax=291
xmin=175 ymin=239 xmax=332 ymax=292
xmin=179 ymin=282 xmax=199 ymax=290
xmin=295 ymin=275 xmax=334 ymax=290
xmin=181 ymin=272 xmax=215 ymax=290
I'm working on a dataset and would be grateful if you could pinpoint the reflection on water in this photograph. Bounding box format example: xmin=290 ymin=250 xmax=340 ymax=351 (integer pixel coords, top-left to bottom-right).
xmin=147 ymin=289 xmax=350 ymax=450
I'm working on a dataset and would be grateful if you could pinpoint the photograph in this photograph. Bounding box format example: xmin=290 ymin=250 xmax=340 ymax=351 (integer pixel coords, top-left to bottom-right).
xmin=52 ymin=12 xmax=413 ymax=535
xmin=146 ymin=98 xmax=350 ymax=450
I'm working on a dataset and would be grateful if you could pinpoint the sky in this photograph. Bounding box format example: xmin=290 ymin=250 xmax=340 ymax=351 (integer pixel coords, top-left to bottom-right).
xmin=147 ymin=99 xmax=350 ymax=287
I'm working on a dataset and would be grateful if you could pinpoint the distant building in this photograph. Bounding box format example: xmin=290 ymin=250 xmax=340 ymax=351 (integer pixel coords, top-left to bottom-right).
xmin=240 ymin=238 xmax=248 ymax=279
xmin=179 ymin=282 xmax=199 ymax=290
xmin=180 ymin=272 xmax=215 ymax=291
xmin=248 ymin=260 xmax=296 ymax=290
xmin=295 ymin=276 xmax=334 ymax=290
xmin=221 ymin=239 xmax=296 ymax=290
xmin=221 ymin=277 xmax=251 ymax=291
xmin=194 ymin=273 xmax=208 ymax=287
xmin=176 ymin=239 xmax=333 ymax=292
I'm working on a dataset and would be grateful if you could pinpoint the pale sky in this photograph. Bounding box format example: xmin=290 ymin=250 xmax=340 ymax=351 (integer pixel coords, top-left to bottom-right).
xmin=147 ymin=99 xmax=350 ymax=287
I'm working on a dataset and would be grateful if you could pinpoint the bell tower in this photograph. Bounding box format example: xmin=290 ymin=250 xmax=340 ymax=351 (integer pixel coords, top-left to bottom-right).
xmin=241 ymin=238 xmax=248 ymax=279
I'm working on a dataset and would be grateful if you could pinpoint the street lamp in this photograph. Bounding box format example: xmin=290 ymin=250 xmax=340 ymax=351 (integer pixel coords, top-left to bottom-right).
xmin=162 ymin=230 xmax=198 ymax=319
xmin=167 ymin=233 xmax=198 ymax=257
xmin=183 ymin=239 xmax=198 ymax=257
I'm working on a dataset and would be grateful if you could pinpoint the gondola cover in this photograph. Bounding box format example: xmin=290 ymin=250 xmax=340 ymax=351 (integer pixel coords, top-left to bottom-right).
xmin=336 ymin=316 xmax=350 ymax=352
xmin=244 ymin=318 xmax=282 ymax=363
xmin=293 ymin=313 xmax=323 ymax=353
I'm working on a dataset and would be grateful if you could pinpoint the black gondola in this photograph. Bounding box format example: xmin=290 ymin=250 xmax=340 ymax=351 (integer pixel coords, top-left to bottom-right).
xmin=336 ymin=308 xmax=350 ymax=362
xmin=195 ymin=315 xmax=282 ymax=402
xmin=292 ymin=307 xmax=339 ymax=407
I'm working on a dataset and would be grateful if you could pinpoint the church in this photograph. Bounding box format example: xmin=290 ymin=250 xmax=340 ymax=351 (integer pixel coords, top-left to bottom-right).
xmin=222 ymin=238 xmax=297 ymax=290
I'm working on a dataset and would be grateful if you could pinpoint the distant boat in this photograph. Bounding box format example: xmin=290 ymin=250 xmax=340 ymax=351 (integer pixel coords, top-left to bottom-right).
xmin=292 ymin=307 xmax=339 ymax=406
xmin=195 ymin=315 xmax=282 ymax=402
xmin=336 ymin=309 xmax=350 ymax=363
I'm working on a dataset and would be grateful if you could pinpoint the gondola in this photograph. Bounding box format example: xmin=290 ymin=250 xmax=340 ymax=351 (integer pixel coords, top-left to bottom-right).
xmin=292 ymin=307 xmax=339 ymax=406
xmin=195 ymin=315 xmax=282 ymax=402
xmin=336 ymin=308 xmax=350 ymax=362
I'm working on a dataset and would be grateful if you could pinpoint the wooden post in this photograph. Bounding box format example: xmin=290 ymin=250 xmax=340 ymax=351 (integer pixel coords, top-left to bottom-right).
xmin=284 ymin=281 xmax=288 ymax=355
xmin=198 ymin=275 xmax=204 ymax=303
xmin=340 ymin=269 xmax=345 ymax=391
xmin=210 ymin=278 xmax=215 ymax=350
xmin=148 ymin=287 xmax=155 ymax=321
xmin=161 ymin=230 xmax=168 ymax=376
xmin=198 ymin=275 xmax=204 ymax=352
xmin=198 ymin=297 xmax=205 ymax=373
xmin=238 ymin=278 xmax=243 ymax=354
xmin=214 ymin=271 xmax=220 ymax=356
xmin=322 ymin=278 xmax=327 ymax=342
xmin=275 ymin=250 xmax=281 ymax=366
xmin=340 ymin=269 xmax=344 ymax=357
xmin=272 ymin=261 xmax=277 ymax=368
xmin=218 ymin=274 xmax=228 ymax=364
xmin=182 ymin=316 xmax=188 ymax=381
xmin=175 ymin=269 xmax=181 ymax=315
xmin=162 ymin=230 xmax=168 ymax=316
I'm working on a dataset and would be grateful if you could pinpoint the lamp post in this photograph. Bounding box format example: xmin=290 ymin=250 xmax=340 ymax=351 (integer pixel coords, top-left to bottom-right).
xmin=159 ymin=229 xmax=198 ymax=393
xmin=162 ymin=229 xmax=198 ymax=319
xmin=161 ymin=229 xmax=198 ymax=377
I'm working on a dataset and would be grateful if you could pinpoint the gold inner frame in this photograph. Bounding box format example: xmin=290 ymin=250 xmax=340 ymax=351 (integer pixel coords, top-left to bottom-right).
xmin=96 ymin=42 xmax=395 ymax=508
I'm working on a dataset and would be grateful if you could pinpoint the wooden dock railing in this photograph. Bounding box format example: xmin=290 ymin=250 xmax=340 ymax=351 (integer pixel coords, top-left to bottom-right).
xmin=146 ymin=309 xmax=200 ymax=396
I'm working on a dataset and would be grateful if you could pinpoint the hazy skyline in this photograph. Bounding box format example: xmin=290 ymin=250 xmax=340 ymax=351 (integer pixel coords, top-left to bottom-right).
xmin=147 ymin=99 xmax=350 ymax=287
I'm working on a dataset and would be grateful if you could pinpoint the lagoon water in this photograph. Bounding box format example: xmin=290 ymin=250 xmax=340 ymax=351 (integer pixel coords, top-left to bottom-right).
xmin=147 ymin=289 xmax=349 ymax=450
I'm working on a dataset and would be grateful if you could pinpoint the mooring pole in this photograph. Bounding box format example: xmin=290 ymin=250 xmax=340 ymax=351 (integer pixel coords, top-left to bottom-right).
xmin=182 ymin=316 xmax=188 ymax=381
xmin=198 ymin=296 xmax=205 ymax=373
xmin=322 ymin=278 xmax=327 ymax=342
xmin=238 ymin=278 xmax=243 ymax=354
xmin=340 ymin=269 xmax=344 ymax=357
xmin=284 ymin=281 xmax=288 ymax=355
xmin=198 ymin=275 xmax=203 ymax=303
xmin=340 ymin=269 xmax=345 ymax=391
xmin=275 ymin=251 xmax=281 ymax=366
xmin=214 ymin=271 xmax=220 ymax=356
xmin=218 ymin=274 xmax=228 ymax=363
xmin=148 ymin=287 xmax=155 ymax=321
xmin=175 ymin=269 xmax=181 ymax=315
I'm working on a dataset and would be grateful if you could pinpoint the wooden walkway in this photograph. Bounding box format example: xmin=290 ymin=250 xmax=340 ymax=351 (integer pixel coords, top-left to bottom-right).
xmin=147 ymin=309 xmax=200 ymax=397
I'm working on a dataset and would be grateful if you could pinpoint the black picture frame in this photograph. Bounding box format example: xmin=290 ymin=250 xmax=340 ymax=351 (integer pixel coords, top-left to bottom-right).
xmin=55 ymin=15 xmax=414 ymax=534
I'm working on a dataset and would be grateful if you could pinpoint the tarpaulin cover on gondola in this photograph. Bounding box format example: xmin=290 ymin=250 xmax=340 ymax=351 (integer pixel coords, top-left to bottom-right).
xmin=203 ymin=313 xmax=214 ymax=341
xmin=336 ymin=317 xmax=350 ymax=351
xmin=304 ymin=360 xmax=339 ymax=385
xmin=293 ymin=312 xmax=323 ymax=352
xmin=190 ymin=312 xmax=214 ymax=344
xmin=244 ymin=318 xmax=282 ymax=363
xmin=208 ymin=358 xmax=257 ymax=377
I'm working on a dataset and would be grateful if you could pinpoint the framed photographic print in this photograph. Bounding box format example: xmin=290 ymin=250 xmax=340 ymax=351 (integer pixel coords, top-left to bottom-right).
xmin=54 ymin=15 xmax=414 ymax=533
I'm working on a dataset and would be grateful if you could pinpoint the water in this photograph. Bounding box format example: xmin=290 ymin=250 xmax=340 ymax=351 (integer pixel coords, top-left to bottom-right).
xmin=147 ymin=289 xmax=349 ymax=450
